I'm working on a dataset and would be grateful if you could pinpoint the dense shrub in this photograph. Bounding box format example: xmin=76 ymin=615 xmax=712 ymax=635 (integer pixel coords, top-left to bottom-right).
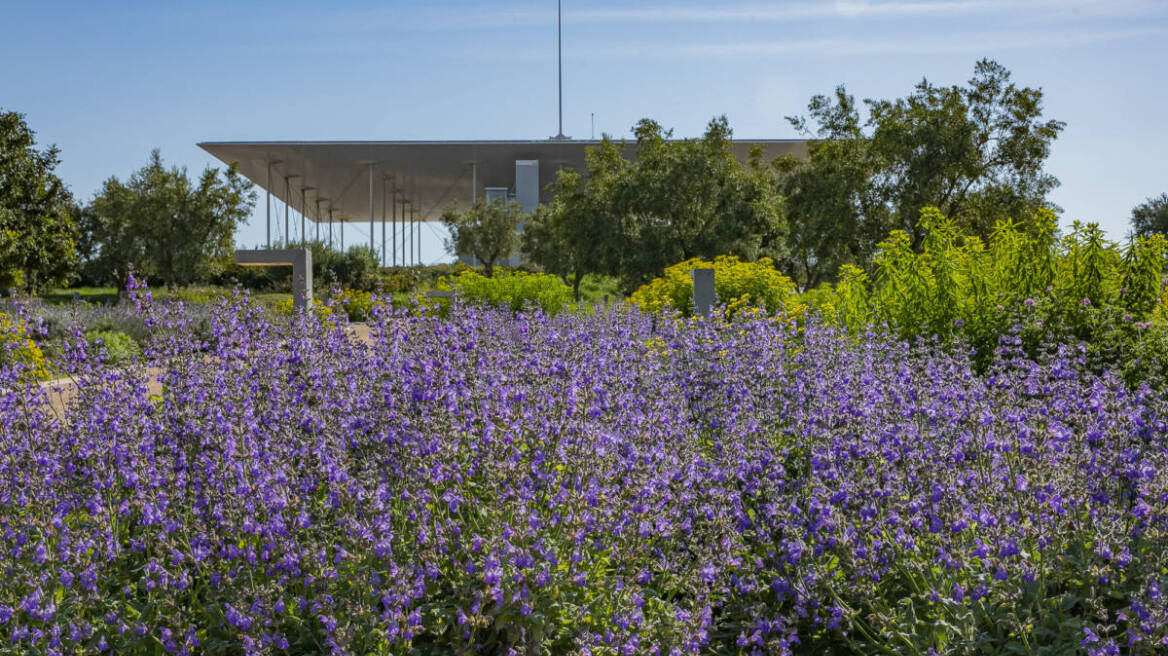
xmin=273 ymin=289 xmax=380 ymax=322
xmin=0 ymin=311 xmax=48 ymax=380
xmin=85 ymin=329 xmax=140 ymax=364
xmin=215 ymin=242 xmax=383 ymax=293
xmin=272 ymin=296 xmax=334 ymax=322
xmin=330 ymin=288 xmax=374 ymax=322
xmin=629 ymin=255 xmax=805 ymax=318
xmin=332 ymin=245 xmax=380 ymax=291
xmin=377 ymin=268 xmax=423 ymax=294
xmin=3 ymin=294 xmax=1168 ymax=654
xmin=435 ymin=270 xmax=573 ymax=315
xmin=376 ymin=262 xmax=475 ymax=295
xmin=9 ymin=297 xmax=218 ymax=360
xmin=804 ymin=207 xmax=1168 ymax=376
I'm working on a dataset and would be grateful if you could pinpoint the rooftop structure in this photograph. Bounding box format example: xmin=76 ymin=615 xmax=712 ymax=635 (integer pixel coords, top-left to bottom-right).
xmin=199 ymin=139 xmax=808 ymax=266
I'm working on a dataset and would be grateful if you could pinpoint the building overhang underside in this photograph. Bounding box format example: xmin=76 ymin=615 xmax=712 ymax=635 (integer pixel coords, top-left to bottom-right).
xmin=198 ymin=139 xmax=809 ymax=225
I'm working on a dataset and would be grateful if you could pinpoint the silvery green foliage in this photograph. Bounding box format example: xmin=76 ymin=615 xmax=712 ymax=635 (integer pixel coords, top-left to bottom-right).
xmin=4 ymin=297 xmax=217 ymax=349
xmin=0 ymin=281 xmax=1166 ymax=655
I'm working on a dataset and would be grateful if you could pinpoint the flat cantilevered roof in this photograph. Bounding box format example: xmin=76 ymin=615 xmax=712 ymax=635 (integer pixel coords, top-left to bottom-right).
xmin=198 ymin=139 xmax=808 ymax=225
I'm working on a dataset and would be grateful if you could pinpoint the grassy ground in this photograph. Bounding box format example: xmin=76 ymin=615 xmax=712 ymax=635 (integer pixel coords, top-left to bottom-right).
xmin=39 ymin=287 xmax=292 ymax=307
xmin=39 ymin=287 xmax=121 ymax=305
xmin=38 ymin=273 xmax=623 ymax=310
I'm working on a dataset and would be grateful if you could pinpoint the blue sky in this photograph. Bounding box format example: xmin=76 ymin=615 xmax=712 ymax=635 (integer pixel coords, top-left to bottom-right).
xmin=3 ymin=0 xmax=1166 ymax=263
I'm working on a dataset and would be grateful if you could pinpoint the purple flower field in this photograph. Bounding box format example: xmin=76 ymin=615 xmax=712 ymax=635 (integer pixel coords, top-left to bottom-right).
xmin=2 ymin=291 xmax=1167 ymax=655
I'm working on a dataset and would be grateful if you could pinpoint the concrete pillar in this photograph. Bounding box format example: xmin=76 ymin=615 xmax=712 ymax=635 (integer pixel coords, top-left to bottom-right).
xmin=292 ymin=249 xmax=312 ymax=311
xmin=692 ymin=268 xmax=715 ymax=319
xmin=235 ymin=248 xmax=313 ymax=311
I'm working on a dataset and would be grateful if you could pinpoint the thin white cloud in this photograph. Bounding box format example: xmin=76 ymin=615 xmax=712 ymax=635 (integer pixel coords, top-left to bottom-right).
xmin=276 ymin=0 xmax=1168 ymax=36
xmin=678 ymin=26 xmax=1166 ymax=57
xmin=527 ymin=25 xmax=1166 ymax=60
xmin=243 ymin=21 xmax=1164 ymax=60
xmin=566 ymin=0 xmax=1166 ymax=23
xmin=569 ymin=1 xmax=987 ymax=23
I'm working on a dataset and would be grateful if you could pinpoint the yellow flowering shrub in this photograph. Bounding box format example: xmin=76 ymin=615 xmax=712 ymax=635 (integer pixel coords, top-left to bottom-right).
xmin=273 ymin=298 xmax=334 ymax=321
xmin=629 ymin=256 xmax=805 ymax=319
xmin=433 ymin=271 xmax=573 ymax=315
xmin=275 ymin=290 xmax=381 ymax=322
xmin=0 ymin=312 xmax=49 ymax=381
xmin=331 ymin=289 xmax=375 ymax=322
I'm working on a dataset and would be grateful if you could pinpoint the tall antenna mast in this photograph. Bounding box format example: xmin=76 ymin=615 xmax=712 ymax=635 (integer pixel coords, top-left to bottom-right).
xmin=553 ymin=0 xmax=568 ymax=140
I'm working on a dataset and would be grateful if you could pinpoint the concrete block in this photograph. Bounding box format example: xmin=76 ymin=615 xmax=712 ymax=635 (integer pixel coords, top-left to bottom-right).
xmin=691 ymin=268 xmax=715 ymax=319
xmin=235 ymin=249 xmax=313 ymax=311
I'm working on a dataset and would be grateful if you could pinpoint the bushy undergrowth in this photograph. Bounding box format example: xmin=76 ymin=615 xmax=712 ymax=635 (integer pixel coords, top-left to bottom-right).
xmin=274 ymin=290 xmax=375 ymax=323
xmin=0 ymin=311 xmax=48 ymax=380
xmin=331 ymin=289 xmax=374 ymax=322
xmin=218 ymin=244 xmax=472 ymax=296
xmin=2 ymin=288 xmax=1168 ymax=654
xmin=434 ymin=270 xmax=573 ymax=315
xmin=804 ymin=208 xmax=1168 ymax=379
xmin=84 ymin=329 xmax=140 ymax=365
xmin=5 ymin=297 xmax=219 ymax=377
xmin=629 ymin=256 xmax=804 ymax=319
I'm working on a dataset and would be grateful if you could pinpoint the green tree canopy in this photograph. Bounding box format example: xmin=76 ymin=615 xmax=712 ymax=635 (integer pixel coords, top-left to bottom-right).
xmin=522 ymin=139 xmax=629 ymax=300
xmin=775 ymin=89 xmax=889 ymax=289
xmin=440 ymin=199 xmax=524 ymax=277
xmin=0 ymin=109 xmax=79 ymax=291
xmin=526 ymin=116 xmax=784 ymax=293
xmin=620 ymin=117 xmax=785 ymax=288
xmin=781 ymin=59 xmax=1064 ymax=288
xmin=81 ymin=150 xmax=254 ymax=290
xmin=1131 ymin=193 xmax=1168 ymax=238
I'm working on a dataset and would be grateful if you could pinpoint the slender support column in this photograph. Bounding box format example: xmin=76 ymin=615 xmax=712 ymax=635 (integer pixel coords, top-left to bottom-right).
xmin=284 ymin=176 xmax=290 ymax=245
xmin=555 ymin=0 xmax=565 ymax=139
xmin=369 ymin=165 xmax=376 ymax=258
xmin=328 ymin=208 xmax=334 ymax=249
xmin=471 ymin=162 xmax=477 ymax=204
xmin=381 ymin=178 xmax=387 ymax=268
xmin=341 ymin=220 xmax=345 ymax=252
xmin=399 ymin=199 xmax=408 ymax=267
xmin=265 ymin=161 xmax=271 ymax=248
xmin=315 ymin=199 xmax=322 ymax=243
xmin=411 ymin=206 xmax=418 ymax=266
xmin=300 ymin=186 xmax=309 ymax=246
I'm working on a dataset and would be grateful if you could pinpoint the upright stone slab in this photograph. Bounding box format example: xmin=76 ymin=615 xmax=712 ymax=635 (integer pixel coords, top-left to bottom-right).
xmin=691 ymin=268 xmax=715 ymax=319
xmin=235 ymin=249 xmax=313 ymax=311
